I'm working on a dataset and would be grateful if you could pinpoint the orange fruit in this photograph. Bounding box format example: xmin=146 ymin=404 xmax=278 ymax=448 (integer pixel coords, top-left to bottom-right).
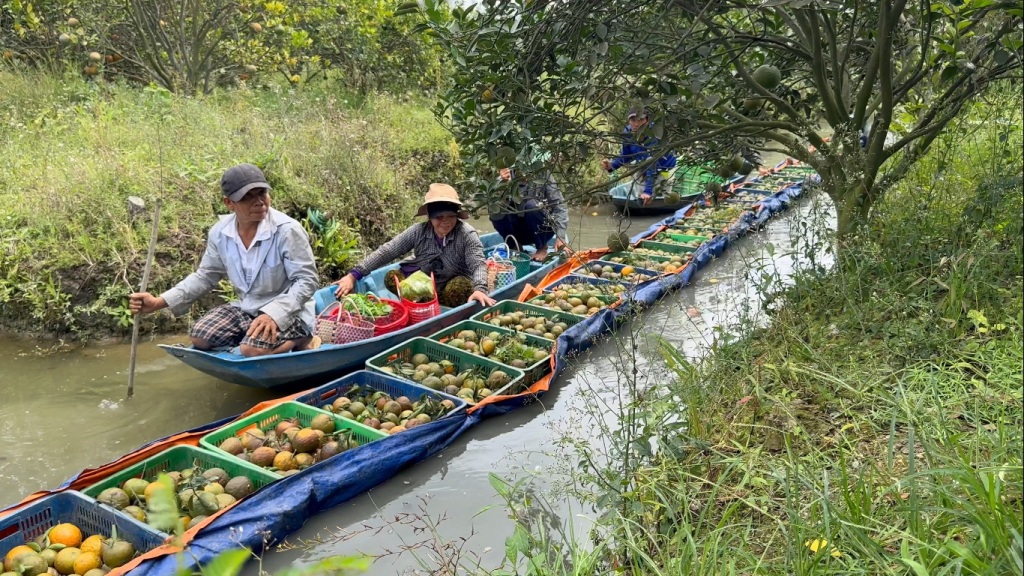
xmin=5 ymin=545 xmax=36 ymax=571
xmin=49 ymin=523 xmax=83 ymax=548
xmin=54 ymin=547 xmax=82 ymax=575
xmin=481 ymin=339 xmax=496 ymax=355
xmin=144 ymin=481 xmax=172 ymax=502
xmin=72 ymin=551 xmax=101 ymax=575
xmin=80 ymin=535 xmax=104 ymax=557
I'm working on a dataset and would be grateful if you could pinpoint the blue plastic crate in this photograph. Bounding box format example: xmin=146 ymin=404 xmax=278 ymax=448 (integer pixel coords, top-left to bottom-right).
xmin=0 ymin=490 xmax=165 ymax=561
xmin=293 ymin=369 xmax=468 ymax=420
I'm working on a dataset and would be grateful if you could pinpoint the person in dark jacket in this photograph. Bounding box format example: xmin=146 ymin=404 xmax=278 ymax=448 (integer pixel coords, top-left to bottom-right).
xmin=332 ymin=183 xmax=495 ymax=307
xmin=489 ymin=168 xmax=570 ymax=261
xmin=601 ymin=106 xmax=677 ymax=205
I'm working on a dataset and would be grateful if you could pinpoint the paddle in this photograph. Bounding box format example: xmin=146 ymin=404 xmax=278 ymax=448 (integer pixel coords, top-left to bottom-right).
xmin=127 ymin=197 xmax=161 ymax=399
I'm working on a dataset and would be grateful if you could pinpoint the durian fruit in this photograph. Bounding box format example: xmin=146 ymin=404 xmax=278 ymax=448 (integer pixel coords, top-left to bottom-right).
xmin=384 ymin=269 xmax=406 ymax=295
xmin=607 ymin=232 xmax=631 ymax=252
xmin=440 ymin=276 xmax=475 ymax=307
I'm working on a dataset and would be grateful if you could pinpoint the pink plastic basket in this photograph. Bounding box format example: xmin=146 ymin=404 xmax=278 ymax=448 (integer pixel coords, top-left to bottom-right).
xmin=314 ymin=304 xmax=376 ymax=344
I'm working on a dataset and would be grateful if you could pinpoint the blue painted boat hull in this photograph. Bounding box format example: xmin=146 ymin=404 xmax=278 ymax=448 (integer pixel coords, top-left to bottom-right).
xmin=158 ymin=233 xmax=557 ymax=389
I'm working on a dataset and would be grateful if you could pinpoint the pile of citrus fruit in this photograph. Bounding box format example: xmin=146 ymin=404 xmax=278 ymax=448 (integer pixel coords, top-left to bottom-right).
xmin=96 ymin=465 xmax=257 ymax=531
xmin=3 ymin=522 xmax=136 ymax=576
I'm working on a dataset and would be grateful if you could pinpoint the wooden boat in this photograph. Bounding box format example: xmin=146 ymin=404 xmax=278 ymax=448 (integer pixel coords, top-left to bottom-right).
xmin=610 ymin=165 xmax=740 ymax=215
xmin=159 ymin=232 xmax=557 ymax=389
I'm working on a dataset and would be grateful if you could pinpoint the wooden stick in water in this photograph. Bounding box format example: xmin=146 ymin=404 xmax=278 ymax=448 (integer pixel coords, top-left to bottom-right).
xmin=127 ymin=200 xmax=161 ymax=399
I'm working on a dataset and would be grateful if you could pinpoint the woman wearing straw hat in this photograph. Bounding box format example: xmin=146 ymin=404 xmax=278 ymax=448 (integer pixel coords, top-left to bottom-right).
xmin=333 ymin=184 xmax=496 ymax=307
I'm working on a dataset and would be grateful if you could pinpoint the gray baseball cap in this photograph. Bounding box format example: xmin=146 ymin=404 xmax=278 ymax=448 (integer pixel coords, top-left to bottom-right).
xmin=627 ymin=105 xmax=649 ymax=120
xmin=221 ymin=163 xmax=272 ymax=201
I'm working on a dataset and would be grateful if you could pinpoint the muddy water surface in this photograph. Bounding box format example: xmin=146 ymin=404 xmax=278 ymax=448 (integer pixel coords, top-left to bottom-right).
xmin=252 ymin=195 xmax=834 ymax=574
xmin=0 ymin=187 xmax=834 ymax=575
xmin=0 ymin=202 xmax=660 ymax=507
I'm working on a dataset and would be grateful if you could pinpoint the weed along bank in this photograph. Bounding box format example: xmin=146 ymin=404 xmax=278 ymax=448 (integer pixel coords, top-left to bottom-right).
xmin=0 ymin=162 xmax=817 ymax=573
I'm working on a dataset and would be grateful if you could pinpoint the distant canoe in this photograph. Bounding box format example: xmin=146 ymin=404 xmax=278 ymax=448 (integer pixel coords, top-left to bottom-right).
xmin=609 ymin=164 xmax=741 ymax=215
xmin=159 ymin=232 xmax=557 ymax=389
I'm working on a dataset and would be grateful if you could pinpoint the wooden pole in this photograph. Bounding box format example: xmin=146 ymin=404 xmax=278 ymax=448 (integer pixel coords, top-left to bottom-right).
xmin=127 ymin=200 xmax=160 ymax=399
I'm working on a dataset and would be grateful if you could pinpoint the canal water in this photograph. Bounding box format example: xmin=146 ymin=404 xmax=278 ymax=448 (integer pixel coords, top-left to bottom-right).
xmin=0 ymin=201 xmax=663 ymax=506
xmin=0 ymin=188 xmax=835 ymax=574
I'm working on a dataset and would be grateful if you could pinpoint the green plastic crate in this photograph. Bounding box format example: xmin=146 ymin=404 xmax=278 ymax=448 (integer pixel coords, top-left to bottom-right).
xmin=671 ymin=165 xmax=718 ymax=195
xmin=471 ymin=300 xmax=583 ymax=340
xmin=650 ymin=232 xmax=708 ymax=252
xmin=664 ymin=232 xmax=710 ymax=243
xmin=366 ymin=337 xmax=527 ymax=404
xmin=82 ymin=445 xmax=278 ymax=531
xmin=200 ymin=401 xmax=387 ymax=476
xmin=635 ymin=240 xmax=697 ymax=260
xmin=428 ymin=319 xmax=552 ymax=386
xmin=527 ymin=293 xmax=619 ymax=317
xmin=570 ymin=260 xmax=659 ymax=282
xmin=83 ymin=444 xmax=277 ymax=497
xmin=669 ymin=222 xmax=725 ymax=235
xmin=599 ymin=251 xmax=674 ymax=269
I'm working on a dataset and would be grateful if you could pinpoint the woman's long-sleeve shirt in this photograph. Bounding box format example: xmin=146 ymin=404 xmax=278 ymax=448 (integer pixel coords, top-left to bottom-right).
xmin=351 ymin=221 xmax=488 ymax=294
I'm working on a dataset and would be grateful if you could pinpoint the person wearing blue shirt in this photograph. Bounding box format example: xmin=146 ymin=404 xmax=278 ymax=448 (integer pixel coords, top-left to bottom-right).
xmin=601 ymin=106 xmax=677 ymax=205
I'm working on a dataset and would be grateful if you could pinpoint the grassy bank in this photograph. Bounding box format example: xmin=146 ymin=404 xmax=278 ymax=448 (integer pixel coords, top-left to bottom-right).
xmin=0 ymin=69 xmax=457 ymax=339
xmin=493 ymin=94 xmax=1023 ymax=574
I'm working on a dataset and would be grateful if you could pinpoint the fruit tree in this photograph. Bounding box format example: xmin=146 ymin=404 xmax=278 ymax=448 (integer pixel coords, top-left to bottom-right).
xmin=406 ymin=0 xmax=1023 ymax=237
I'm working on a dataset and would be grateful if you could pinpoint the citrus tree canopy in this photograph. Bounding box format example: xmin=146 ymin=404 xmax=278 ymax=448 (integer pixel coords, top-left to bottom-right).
xmin=409 ymin=0 xmax=1023 ymax=235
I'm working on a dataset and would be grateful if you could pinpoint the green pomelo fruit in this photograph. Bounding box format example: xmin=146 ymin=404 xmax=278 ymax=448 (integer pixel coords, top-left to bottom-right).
xmin=752 ymin=64 xmax=781 ymax=89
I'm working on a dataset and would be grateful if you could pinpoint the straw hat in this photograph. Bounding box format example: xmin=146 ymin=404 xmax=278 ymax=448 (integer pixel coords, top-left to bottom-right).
xmin=415 ymin=183 xmax=470 ymax=219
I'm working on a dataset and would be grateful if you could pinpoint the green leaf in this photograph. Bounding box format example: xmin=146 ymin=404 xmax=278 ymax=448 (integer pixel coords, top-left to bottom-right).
xmin=394 ymin=2 xmax=420 ymax=17
xmin=505 ymin=525 xmax=530 ymax=560
xmin=201 ymin=549 xmax=251 ymax=576
xmin=276 ymin=556 xmax=372 ymax=576
xmin=488 ymin=472 xmax=511 ymax=498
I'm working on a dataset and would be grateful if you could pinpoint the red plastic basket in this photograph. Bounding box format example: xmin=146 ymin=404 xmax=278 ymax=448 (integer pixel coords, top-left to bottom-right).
xmin=403 ymin=296 xmax=441 ymax=324
xmin=398 ymin=273 xmax=441 ymax=324
xmin=370 ymin=298 xmax=408 ymax=336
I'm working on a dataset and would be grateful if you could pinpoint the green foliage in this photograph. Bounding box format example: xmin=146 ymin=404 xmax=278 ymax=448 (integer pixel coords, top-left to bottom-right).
xmin=483 ymin=83 xmax=1023 ymax=574
xmin=1 ymin=0 xmax=447 ymax=94
xmin=414 ymin=0 xmax=1023 ymax=235
xmin=0 ymin=69 xmax=457 ymax=339
xmin=303 ymin=208 xmax=360 ymax=283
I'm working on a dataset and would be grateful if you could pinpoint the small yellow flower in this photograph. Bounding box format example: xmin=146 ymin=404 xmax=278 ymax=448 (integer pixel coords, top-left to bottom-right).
xmin=805 ymin=538 xmax=842 ymax=558
xmin=289 ymin=74 xmax=301 ymax=84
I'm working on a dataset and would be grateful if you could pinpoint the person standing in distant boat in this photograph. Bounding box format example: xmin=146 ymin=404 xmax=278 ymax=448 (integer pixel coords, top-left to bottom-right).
xmin=129 ymin=163 xmax=320 ymax=356
xmin=601 ymin=106 xmax=677 ymax=206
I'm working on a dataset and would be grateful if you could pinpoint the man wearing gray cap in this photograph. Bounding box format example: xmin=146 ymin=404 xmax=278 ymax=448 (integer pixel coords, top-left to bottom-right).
xmin=129 ymin=163 xmax=320 ymax=357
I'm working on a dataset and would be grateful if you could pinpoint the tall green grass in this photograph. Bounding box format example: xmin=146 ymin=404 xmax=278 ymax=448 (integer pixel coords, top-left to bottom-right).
xmin=0 ymin=68 xmax=457 ymax=337
xmin=490 ymin=88 xmax=1023 ymax=575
